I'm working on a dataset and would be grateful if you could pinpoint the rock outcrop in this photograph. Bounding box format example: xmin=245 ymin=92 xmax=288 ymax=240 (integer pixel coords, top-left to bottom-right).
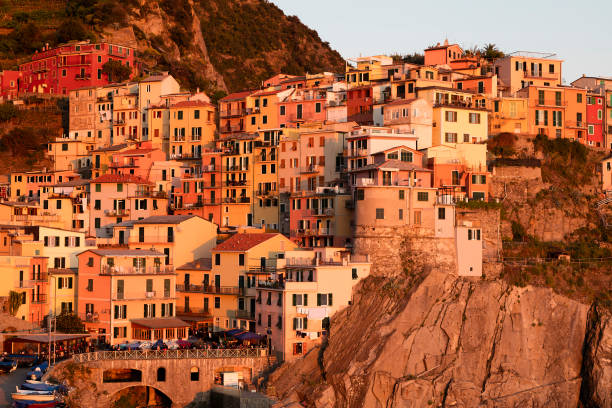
xmin=270 ymin=269 xmax=611 ymax=407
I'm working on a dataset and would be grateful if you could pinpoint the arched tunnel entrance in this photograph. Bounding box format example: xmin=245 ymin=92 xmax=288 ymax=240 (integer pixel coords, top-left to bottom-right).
xmin=111 ymin=386 xmax=172 ymax=408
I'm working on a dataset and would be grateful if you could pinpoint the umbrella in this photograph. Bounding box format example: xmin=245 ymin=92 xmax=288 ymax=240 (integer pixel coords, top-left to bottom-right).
xmin=225 ymin=329 xmax=244 ymax=337
xmin=152 ymin=340 xmax=167 ymax=350
xmin=235 ymin=332 xmax=263 ymax=341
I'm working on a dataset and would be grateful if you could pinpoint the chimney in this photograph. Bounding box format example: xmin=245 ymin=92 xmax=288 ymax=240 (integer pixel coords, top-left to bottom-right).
xmin=443 ymin=39 xmax=449 ymax=46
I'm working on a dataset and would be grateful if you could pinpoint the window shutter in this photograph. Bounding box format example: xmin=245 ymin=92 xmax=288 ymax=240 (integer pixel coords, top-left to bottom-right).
xmin=152 ymin=304 xmax=156 ymax=317
xmin=317 ymin=294 xmax=321 ymax=306
xmin=58 ymin=279 xmax=63 ymax=289
xmin=293 ymin=318 xmax=297 ymax=330
xmin=328 ymin=293 xmax=333 ymax=306
xmin=169 ymin=303 xmax=173 ymax=316
xmin=68 ymin=277 xmax=73 ymax=289
xmin=114 ymin=305 xmax=119 ymax=319
xmin=144 ymin=304 xmax=148 ymax=317
xmin=292 ymin=294 xmax=296 ymax=306
xmin=303 ymin=294 xmax=308 ymax=306
xmin=161 ymin=304 xmax=166 ymax=317
xmin=133 ymin=258 xmax=138 ymax=267
xmin=303 ymin=318 xmax=308 ymax=330
xmin=65 ymin=237 xmax=69 ymax=247
xmin=122 ymin=305 xmax=127 ymax=318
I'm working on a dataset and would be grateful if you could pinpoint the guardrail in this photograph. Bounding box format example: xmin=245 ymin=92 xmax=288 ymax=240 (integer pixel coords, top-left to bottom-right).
xmin=72 ymin=348 xmax=268 ymax=362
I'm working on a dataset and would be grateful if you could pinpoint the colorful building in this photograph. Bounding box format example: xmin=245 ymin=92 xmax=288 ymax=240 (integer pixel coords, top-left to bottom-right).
xmin=19 ymin=41 xmax=136 ymax=96
xmin=494 ymin=52 xmax=562 ymax=94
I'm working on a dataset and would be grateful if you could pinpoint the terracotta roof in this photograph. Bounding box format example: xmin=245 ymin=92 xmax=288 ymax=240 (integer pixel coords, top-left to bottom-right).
xmin=220 ymin=90 xmax=254 ymax=102
xmin=171 ymin=100 xmax=214 ymax=109
xmin=252 ymin=89 xmax=282 ymax=97
xmin=133 ymin=215 xmax=198 ymax=225
xmin=384 ymin=98 xmax=418 ymax=106
xmin=131 ymin=317 xmax=189 ymax=329
xmin=93 ymin=143 xmax=129 ymax=152
xmin=141 ymin=74 xmax=168 ymax=82
xmin=213 ymin=233 xmax=282 ymax=252
xmin=85 ymin=249 xmax=165 ymax=257
xmin=115 ymin=148 xmax=157 ymax=155
xmin=177 ymin=257 xmax=212 ymax=271
xmin=91 ymin=174 xmax=151 ymax=184
xmin=50 ymin=179 xmax=89 ymax=187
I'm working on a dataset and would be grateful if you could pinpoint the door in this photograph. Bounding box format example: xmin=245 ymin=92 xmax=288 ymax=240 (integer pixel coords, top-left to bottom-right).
xmin=214 ymin=275 xmax=220 ymax=289
xmin=250 ymin=299 xmax=255 ymax=319
xmin=184 ymin=273 xmax=190 ymax=287
xmin=118 ymin=230 xmax=125 ymax=245
xmin=203 ymin=274 xmax=209 ymax=287
xmin=260 ymin=257 xmax=266 ymax=271
xmin=247 ymin=213 xmax=253 ymax=227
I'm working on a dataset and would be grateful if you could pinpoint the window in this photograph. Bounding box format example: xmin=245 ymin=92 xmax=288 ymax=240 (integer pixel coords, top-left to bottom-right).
xmin=215 ymin=254 xmax=220 ymax=265
xmin=95 ymin=184 xmax=101 ymax=192
xmin=356 ymin=189 xmax=365 ymax=200
xmin=190 ymin=367 xmax=199 ymax=381
xmin=214 ymin=297 xmax=220 ymax=308
xmin=375 ymin=208 xmax=384 ymax=219
xmin=316 ymin=293 xmax=333 ymax=306
xmin=400 ymin=151 xmax=412 ymax=162
xmin=438 ymin=207 xmax=446 ymax=220
xmin=463 ymin=134 xmax=470 ymax=143
xmin=588 ymin=125 xmax=594 ymax=135
xmin=62 ymin=143 xmax=68 ymax=151
xmin=280 ymin=106 xmax=286 ymax=116
xmin=352 ymin=268 xmax=358 ymax=280
xmin=262 ymin=115 xmax=268 ymax=124
xmin=445 ymin=133 xmax=457 ymax=143
xmin=157 ymin=367 xmax=166 ymax=382
xmin=444 ymin=111 xmax=457 ymax=122
xmin=417 ymin=192 xmax=429 ymax=201
xmin=468 ymin=229 xmax=481 ymax=241
xmin=315 ymin=102 xmax=321 ymax=113
xmin=117 ymin=183 xmax=123 ymax=192
xmin=399 ymin=209 xmax=403 ymax=220
xmin=469 ymin=113 xmax=481 ymax=124
xmin=577 ymin=93 xmax=582 ymax=103
xmin=239 ymin=254 xmax=245 ymax=266
xmin=291 ymin=294 xmax=308 ymax=306
xmin=414 ymin=210 xmax=422 ymax=225
xmin=399 ymin=190 xmax=405 ymax=200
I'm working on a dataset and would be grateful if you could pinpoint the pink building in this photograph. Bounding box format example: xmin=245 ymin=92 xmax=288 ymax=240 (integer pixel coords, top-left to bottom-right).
xmin=89 ymin=174 xmax=168 ymax=236
xmin=0 ymin=70 xmax=21 ymax=101
xmin=19 ymin=41 xmax=136 ymax=96
xmin=109 ymin=142 xmax=166 ymax=179
xmin=278 ymin=88 xmax=328 ymax=128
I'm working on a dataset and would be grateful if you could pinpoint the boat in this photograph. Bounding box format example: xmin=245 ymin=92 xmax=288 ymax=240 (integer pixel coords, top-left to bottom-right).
xmin=13 ymin=400 xmax=58 ymax=408
xmin=4 ymin=354 xmax=38 ymax=367
xmin=20 ymin=383 xmax=61 ymax=392
xmin=0 ymin=359 xmax=17 ymax=373
xmin=11 ymin=392 xmax=55 ymax=402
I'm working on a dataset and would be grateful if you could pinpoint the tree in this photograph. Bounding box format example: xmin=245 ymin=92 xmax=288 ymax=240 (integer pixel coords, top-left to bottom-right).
xmin=43 ymin=312 xmax=85 ymax=334
xmin=8 ymin=291 xmax=22 ymax=316
xmin=102 ymin=60 xmax=132 ymax=83
xmin=0 ymin=103 xmax=17 ymax=122
xmin=481 ymin=43 xmax=504 ymax=61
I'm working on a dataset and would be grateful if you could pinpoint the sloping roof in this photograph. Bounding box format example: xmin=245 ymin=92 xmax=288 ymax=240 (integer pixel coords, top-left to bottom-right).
xmin=115 ymin=148 xmax=157 ymax=156
xmin=177 ymin=257 xmax=212 ymax=271
xmin=220 ymin=90 xmax=254 ymax=102
xmin=92 ymin=143 xmax=129 ymax=152
xmin=141 ymin=74 xmax=169 ymax=83
xmin=350 ymin=159 xmax=432 ymax=173
xmin=171 ymin=100 xmax=214 ymax=109
xmin=91 ymin=174 xmax=151 ymax=184
xmin=213 ymin=233 xmax=282 ymax=252
xmin=252 ymin=89 xmax=282 ymax=97
xmin=85 ymin=249 xmax=165 ymax=257
xmin=50 ymin=179 xmax=89 ymax=187
xmin=130 ymin=317 xmax=189 ymax=329
xmin=384 ymin=98 xmax=418 ymax=107
xmin=132 ymin=215 xmax=198 ymax=225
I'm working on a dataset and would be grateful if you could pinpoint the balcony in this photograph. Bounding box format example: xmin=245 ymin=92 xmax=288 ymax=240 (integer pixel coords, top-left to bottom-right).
xmin=100 ymin=265 xmax=175 ymax=275
xmin=114 ymin=119 xmax=126 ymax=125
xmin=203 ymin=285 xmax=244 ymax=295
xmin=133 ymin=190 xmax=168 ymax=198
xmin=145 ymin=291 xmax=156 ymax=298
xmin=15 ymin=280 xmax=34 ymax=289
xmin=220 ymin=109 xmax=246 ymax=118
xmin=222 ymin=197 xmax=250 ymax=204
xmin=255 ymin=189 xmax=278 ymax=197
xmin=176 ymin=306 xmax=212 ymax=317
xmin=31 ymin=294 xmax=47 ymax=304
xmin=222 ymin=124 xmax=244 ymax=133
xmin=104 ymin=209 xmax=129 ymax=217
xmin=202 ymin=164 xmax=218 ymax=172
xmin=311 ymin=207 xmax=334 ymax=217
xmin=80 ymin=313 xmax=100 ymax=323
xmin=290 ymin=227 xmax=333 ymax=237
xmin=176 ymin=283 xmax=204 ymax=293
xmin=75 ymin=74 xmax=91 ymax=81
xmin=230 ymin=309 xmax=254 ymax=320
xmin=301 ymin=164 xmax=320 ymax=174
xmin=224 ymin=165 xmax=249 ymax=172
xmin=223 ymin=180 xmax=248 ymax=187
xmin=531 ymin=99 xmax=567 ymax=108
xmin=31 ymin=273 xmax=48 ymax=282
xmin=565 ymin=121 xmax=586 ymax=129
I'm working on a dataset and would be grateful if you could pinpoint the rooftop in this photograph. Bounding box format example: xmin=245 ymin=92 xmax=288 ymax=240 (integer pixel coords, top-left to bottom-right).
xmin=85 ymin=249 xmax=165 ymax=257
xmin=171 ymin=100 xmax=215 ymax=109
xmin=132 ymin=215 xmax=198 ymax=225
xmin=91 ymin=174 xmax=152 ymax=184
xmin=214 ymin=233 xmax=282 ymax=252
xmin=177 ymin=257 xmax=213 ymax=271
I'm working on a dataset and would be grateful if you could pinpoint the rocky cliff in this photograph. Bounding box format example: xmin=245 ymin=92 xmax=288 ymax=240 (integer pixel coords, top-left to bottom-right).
xmin=269 ymin=269 xmax=612 ymax=407
xmin=0 ymin=0 xmax=345 ymax=94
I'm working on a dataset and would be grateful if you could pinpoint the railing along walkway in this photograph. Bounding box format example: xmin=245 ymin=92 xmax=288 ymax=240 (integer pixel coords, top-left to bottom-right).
xmin=73 ymin=348 xmax=268 ymax=363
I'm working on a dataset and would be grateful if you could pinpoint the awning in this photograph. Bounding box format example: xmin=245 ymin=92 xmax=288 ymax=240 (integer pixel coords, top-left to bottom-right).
xmin=235 ymin=332 xmax=263 ymax=341
xmin=6 ymin=333 xmax=90 ymax=344
xmin=225 ymin=329 xmax=244 ymax=336
xmin=130 ymin=317 xmax=190 ymax=329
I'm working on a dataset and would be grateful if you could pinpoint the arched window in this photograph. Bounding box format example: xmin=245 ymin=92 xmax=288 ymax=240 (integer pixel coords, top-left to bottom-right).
xmin=190 ymin=366 xmax=199 ymax=381
xmin=157 ymin=367 xmax=166 ymax=382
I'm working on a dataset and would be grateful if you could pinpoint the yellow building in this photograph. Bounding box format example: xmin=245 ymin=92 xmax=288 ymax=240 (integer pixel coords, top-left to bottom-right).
xmin=91 ymin=144 xmax=130 ymax=178
xmin=128 ymin=215 xmax=218 ymax=268
xmin=169 ymin=100 xmax=217 ymax=163
xmin=209 ymin=232 xmax=297 ymax=332
xmin=113 ymin=92 xmax=140 ymax=144
xmin=488 ymin=96 xmax=528 ymax=135
xmin=346 ymin=55 xmax=394 ymax=88
xmin=176 ymin=258 xmax=213 ymax=330
xmin=147 ymin=104 xmax=170 ymax=153
xmin=432 ymin=104 xmax=488 ymax=146
xmin=0 ymin=255 xmax=48 ymax=325
xmin=245 ymin=89 xmax=291 ymax=133
xmin=494 ymin=52 xmax=563 ymax=94
xmin=47 ymin=138 xmax=94 ymax=173
xmin=252 ymin=130 xmax=281 ymax=230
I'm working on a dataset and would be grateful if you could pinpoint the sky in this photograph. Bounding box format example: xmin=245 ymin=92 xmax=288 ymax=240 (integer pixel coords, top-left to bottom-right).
xmin=271 ymin=0 xmax=612 ymax=83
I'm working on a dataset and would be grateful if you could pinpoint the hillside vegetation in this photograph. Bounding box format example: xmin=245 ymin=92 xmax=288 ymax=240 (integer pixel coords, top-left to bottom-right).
xmin=0 ymin=0 xmax=345 ymax=95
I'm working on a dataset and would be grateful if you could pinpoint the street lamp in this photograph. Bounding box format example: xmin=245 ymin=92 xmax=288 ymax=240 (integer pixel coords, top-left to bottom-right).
xmin=47 ymin=275 xmax=58 ymax=367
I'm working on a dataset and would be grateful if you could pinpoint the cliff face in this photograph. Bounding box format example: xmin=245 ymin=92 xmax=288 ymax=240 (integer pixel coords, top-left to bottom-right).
xmin=0 ymin=0 xmax=345 ymax=94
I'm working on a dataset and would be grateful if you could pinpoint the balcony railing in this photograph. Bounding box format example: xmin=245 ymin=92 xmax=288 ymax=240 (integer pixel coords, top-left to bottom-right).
xmin=104 ymin=209 xmax=129 ymax=217
xmin=301 ymin=164 xmax=320 ymax=174
xmin=176 ymin=284 xmax=244 ymax=295
xmin=224 ymin=165 xmax=249 ymax=172
xmin=31 ymin=294 xmax=47 ymax=304
xmin=223 ymin=180 xmax=248 ymax=187
xmin=222 ymin=197 xmax=250 ymax=204
xmin=101 ymin=265 xmax=175 ymax=275
xmin=15 ymin=280 xmax=34 ymax=289
xmin=72 ymin=348 xmax=268 ymax=363
xmin=255 ymin=189 xmax=278 ymax=197
xmin=79 ymin=313 xmax=100 ymax=323
xmin=176 ymin=306 xmax=212 ymax=316
xmin=311 ymin=207 xmax=334 ymax=217
xmin=219 ymin=109 xmax=246 ymax=118
xmin=532 ymin=99 xmax=567 ymax=107
xmin=201 ymin=164 xmax=218 ymax=172
xmin=565 ymin=121 xmax=586 ymax=129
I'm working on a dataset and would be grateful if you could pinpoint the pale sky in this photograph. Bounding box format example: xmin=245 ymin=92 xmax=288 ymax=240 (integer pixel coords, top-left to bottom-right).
xmin=272 ymin=0 xmax=612 ymax=83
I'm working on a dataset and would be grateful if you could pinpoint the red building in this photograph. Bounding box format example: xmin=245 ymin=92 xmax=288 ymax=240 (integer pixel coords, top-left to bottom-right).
xmin=0 ymin=70 xmax=21 ymax=101
xmin=586 ymin=93 xmax=605 ymax=148
xmin=347 ymin=86 xmax=373 ymax=125
xmin=173 ymin=150 xmax=222 ymax=226
xmin=19 ymin=41 xmax=137 ymax=96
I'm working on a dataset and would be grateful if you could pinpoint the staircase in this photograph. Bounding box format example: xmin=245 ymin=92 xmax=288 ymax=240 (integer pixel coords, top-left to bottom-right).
xmin=594 ymin=196 xmax=612 ymax=228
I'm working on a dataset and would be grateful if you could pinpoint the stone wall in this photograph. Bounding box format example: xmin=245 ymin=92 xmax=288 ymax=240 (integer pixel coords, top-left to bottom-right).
xmin=49 ymin=356 xmax=271 ymax=408
xmin=492 ymin=165 xmax=542 ymax=180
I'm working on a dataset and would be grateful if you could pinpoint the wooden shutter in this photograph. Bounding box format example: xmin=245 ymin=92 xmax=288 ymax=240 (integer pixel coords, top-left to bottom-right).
xmin=114 ymin=305 xmax=119 ymax=319
xmin=292 ymin=294 xmax=296 ymax=306
xmin=292 ymin=318 xmax=297 ymax=330
xmin=303 ymin=294 xmax=308 ymax=306
xmin=303 ymin=318 xmax=308 ymax=330
xmin=317 ymin=294 xmax=321 ymax=306
xmin=328 ymin=293 xmax=333 ymax=306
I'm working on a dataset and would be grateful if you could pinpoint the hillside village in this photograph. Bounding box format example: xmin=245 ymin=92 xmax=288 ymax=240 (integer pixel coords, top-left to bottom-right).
xmin=0 ymin=36 xmax=610 ymax=407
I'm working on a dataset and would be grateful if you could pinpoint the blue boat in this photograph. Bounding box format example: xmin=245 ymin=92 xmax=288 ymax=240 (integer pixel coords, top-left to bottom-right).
xmin=20 ymin=383 xmax=61 ymax=392
xmin=0 ymin=359 xmax=17 ymax=373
